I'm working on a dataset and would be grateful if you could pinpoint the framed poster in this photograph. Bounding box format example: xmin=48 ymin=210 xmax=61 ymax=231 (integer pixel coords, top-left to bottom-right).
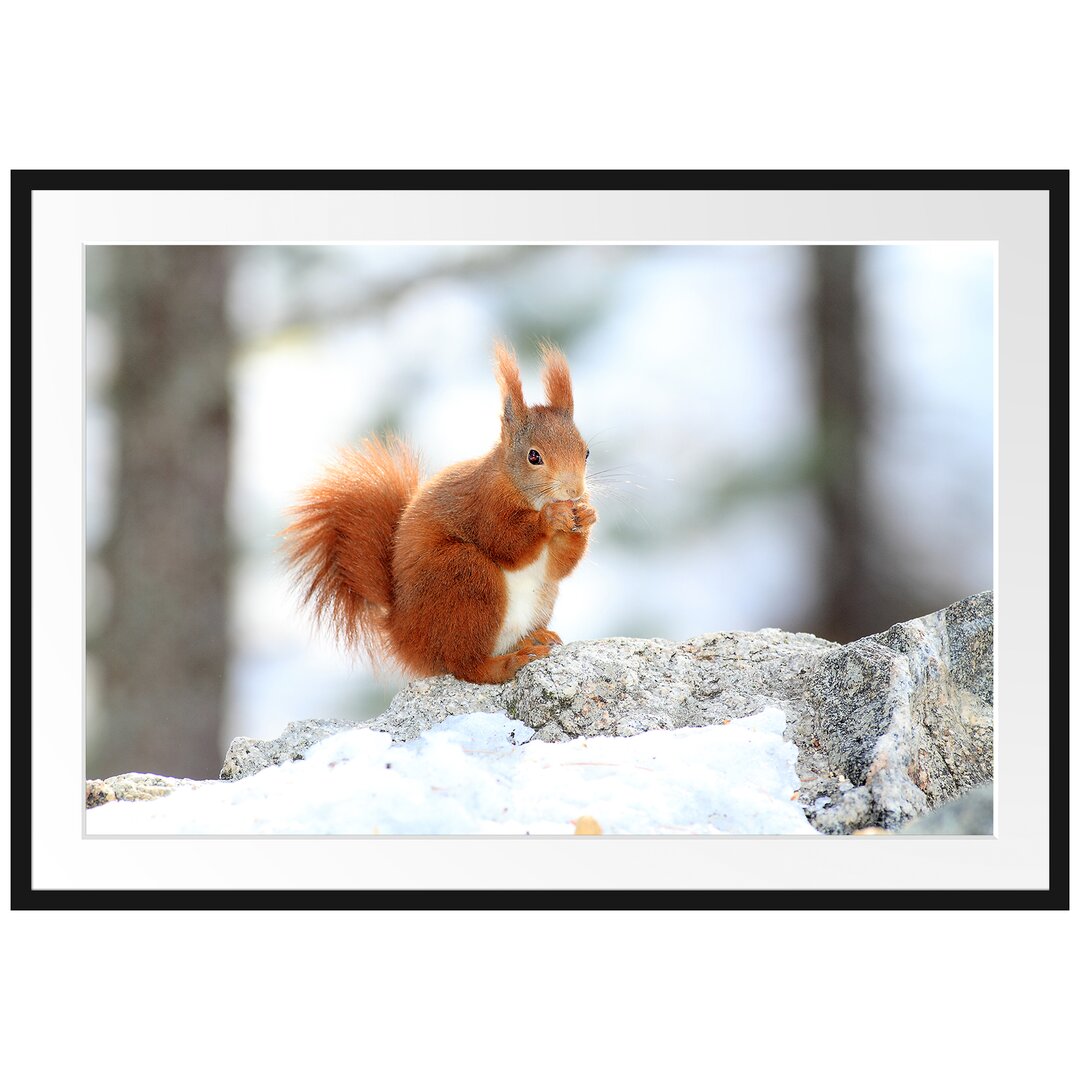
xmin=10 ymin=170 xmax=1065 ymax=909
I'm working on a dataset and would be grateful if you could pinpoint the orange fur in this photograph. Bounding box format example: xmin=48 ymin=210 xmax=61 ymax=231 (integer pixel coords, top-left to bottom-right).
xmin=539 ymin=341 xmax=574 ymax=412
xmin=282 ymin=435 xmax=419 ymax=664
xmin=283 ymin=343 xmax=596 ymax=685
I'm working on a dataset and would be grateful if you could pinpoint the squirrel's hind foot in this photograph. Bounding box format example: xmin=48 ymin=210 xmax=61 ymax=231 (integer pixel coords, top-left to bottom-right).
xmin=514 ymin=629 xmax=562 ymax=649
xmin=452 ymin=641 xmax=552 ymax=684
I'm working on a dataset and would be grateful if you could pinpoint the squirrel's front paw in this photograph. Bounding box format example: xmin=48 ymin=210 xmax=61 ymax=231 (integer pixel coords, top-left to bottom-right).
xmin=542 ymin=500 xmax=577 ymax=532
xmin=544 ymin=499 xmax=596 ymax=533
xmin=571 ymin=501 xmax=596 ymax=532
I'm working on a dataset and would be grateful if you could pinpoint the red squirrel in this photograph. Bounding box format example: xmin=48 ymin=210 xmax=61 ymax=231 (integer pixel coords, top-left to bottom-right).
xmin=283 ymin=341 xmax=596 ymax=684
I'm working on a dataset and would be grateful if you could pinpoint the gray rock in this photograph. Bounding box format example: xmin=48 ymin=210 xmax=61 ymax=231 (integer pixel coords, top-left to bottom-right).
xmin=800 ymin=591 xmax=994 ymax=832
xmin=901 ymin=782 xmax=994 ymax=835
xmin=85 ymin=773 xmax=210 ymax=809
xmin=217 ymin=629 xmax=838 ymax=780
xmin=92 ymin=592 xmax=994 ymax=835
xmin=507 ymin=632 xmax=836 ymax=741
xmin=220 ymin=716 xmax=371 ymax=781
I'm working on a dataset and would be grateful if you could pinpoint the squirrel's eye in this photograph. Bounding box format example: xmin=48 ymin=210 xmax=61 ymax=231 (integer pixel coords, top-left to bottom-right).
xmin=528 ymin=449 xmax=543 ymax=465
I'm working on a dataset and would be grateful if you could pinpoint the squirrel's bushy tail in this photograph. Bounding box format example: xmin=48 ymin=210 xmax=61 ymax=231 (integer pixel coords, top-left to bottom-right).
xmin=282 ymin=435 xmax=420 ymax=664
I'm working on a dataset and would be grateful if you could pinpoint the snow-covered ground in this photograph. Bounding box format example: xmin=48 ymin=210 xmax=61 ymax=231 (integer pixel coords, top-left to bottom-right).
xmin=86 ymin=708 xmax=817 ymax=836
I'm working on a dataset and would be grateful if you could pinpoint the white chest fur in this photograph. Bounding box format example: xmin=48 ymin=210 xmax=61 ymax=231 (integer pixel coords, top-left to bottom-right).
xmin=494 ymin=548 xmax=552 ymax=655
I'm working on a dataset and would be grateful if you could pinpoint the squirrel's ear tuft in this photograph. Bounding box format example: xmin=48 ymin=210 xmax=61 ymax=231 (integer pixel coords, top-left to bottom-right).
xmin=493 ymin=340 xmax=527 ymax=429
xmin=540 ymin=341 xmax=574 ymax=413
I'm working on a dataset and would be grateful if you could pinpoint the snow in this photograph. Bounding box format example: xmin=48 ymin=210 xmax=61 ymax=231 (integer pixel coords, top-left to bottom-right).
xmin=85 ymin=708 xmax=817 ymax=836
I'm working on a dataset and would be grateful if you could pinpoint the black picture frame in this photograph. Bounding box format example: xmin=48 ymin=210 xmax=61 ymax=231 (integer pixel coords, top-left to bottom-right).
xmin=10 ymin=169 xmax=1067 ymax=911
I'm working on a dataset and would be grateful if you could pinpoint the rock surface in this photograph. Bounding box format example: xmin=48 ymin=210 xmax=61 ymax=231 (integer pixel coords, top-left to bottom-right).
xmin=85 ymin=772 xmax=211 ymax=808
xmin=799 ymin=590 xmax=993 ymax=831
xmin=88 ymin=592 xmax=994 ymax=834
xmin=900 ymin=782 xmax=993 ymax=835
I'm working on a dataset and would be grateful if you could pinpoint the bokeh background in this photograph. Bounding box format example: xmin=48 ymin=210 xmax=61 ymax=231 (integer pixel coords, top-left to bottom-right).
xmin=84 ymin=243 xmax=994 ymax=780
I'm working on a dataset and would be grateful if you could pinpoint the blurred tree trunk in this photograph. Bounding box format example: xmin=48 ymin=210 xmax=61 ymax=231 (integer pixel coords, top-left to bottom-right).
xmin=91 ymin=247 xmax=233 ymax=780
xmin=808 ymin=246 xmax=878 ymax=643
